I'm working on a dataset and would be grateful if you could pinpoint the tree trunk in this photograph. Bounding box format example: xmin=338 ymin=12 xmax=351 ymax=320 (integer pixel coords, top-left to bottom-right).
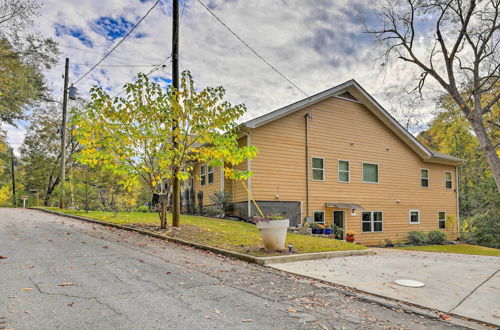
xmin=469 ymin=115 xmax=500 ymax=191
xmin=160 ymin=202 xmax=167 ymax=229
xmin=172 ymin=173 xmax=180 ymax=227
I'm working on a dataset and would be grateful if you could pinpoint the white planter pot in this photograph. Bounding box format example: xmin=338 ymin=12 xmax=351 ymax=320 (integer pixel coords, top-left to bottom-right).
xmin=256 ymin=219 xmax=290 ymax=250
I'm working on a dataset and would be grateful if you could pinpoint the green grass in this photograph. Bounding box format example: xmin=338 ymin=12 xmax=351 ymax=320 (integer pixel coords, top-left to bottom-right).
xmin=42 ymin=208 xmax=366 ymax=257
xmin=397 ymin=244 xmax=500 ymax=257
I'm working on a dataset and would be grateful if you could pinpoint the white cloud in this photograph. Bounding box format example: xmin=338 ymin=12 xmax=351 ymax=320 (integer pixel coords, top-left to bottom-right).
xmin=7 ymin=0 xmax=440 ymax=152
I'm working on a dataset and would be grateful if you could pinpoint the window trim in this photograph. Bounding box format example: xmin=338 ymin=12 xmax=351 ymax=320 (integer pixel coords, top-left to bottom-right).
xmin=200 ymin=164 xmax=207 ymax=186
xmin=409 ymin=209 xmax=420 ymax=224
xmin=207 ymin=165 xmax=215 ymax=185
xmin=311 ymin=157 xmax=325 ymax=182
xmin=362 ymin=162 xmax=379 ymax=184
xmin=313 ymin=210 xmax=325 ymax=224
xmin=338 ymin=160 xmax=350 ymax=183
xmin=438 ymin=211 xmax=446 ymax=229
xmin=420 ymin=168 xmax=430 ymax=188
xmin=361 ymin=211 xmax=384 ymax=233
xmin=444 ymin=171 xmax=452 ymax=190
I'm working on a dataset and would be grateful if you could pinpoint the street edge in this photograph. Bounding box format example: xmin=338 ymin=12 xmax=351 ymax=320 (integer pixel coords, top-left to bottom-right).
xmin=29 ymin=208 xmax=373 ymax=265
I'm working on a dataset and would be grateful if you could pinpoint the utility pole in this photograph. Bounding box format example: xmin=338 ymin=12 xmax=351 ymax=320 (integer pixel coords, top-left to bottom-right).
xmin=10 ymin=148 xmax=16 ymax=207
xmin=59 ymin=58 xmax=69 ymax=209
xmin=172 ymin=0 xmax=181 ymax=227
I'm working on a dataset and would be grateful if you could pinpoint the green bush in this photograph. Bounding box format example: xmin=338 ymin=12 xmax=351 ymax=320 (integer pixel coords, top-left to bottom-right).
xmin=461 ymin=209 xmax=500 ymax=249
xmin=407 ymin=231 xmax=427 ymax=245
xmin=202 ymin=205 xmax=224 ymax=217
xmin=136 ymin=205 xmax=149 ymax=212
xmin=427 ymin=230 xmax=447 ymax=244
xmin=209 ymin=190 xmax=233 ymax=214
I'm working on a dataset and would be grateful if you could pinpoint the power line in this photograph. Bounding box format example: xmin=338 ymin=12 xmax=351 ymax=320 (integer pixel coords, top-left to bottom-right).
xmin=59 ymin=44 xmax=163 ymax=65
xmin=73 ymin=0 xmax=161 ymax=85
xmin=195 ymin=0 xmax=309 ymax=98
xmin=56 ymin=62 xmax=161 ymax=68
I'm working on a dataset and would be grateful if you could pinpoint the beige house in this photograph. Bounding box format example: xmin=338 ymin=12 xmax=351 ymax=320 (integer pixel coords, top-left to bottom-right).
xmin=191 ymin=80 xmax=462 ymax=245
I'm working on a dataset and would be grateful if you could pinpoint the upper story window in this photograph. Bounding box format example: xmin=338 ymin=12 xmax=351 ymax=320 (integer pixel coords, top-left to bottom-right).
xmin=362 ymin=211 xmax=383 ymax=232
xmin=421 ymin=169 xmax=429 ymax=187
xmin=409 ymin=210 xmax=420 ymax=224
xmin=438 ymin=211 xmax=446 ymax=229
xmin=207 ymin=165 xmax=215 ymax=184
xmin=200 ymin=164 xmax=207 ymax=186
xmin=338 ymin=160 xmax=350 ymax=182
xmin=313 ymin=210 xmax=325 ymax=223
xmin=445 ymin=171 xmax=452 ymax=189
xmin=312 ymin=157 xmax=324 ymax=181
xmin=362 ymin=163 xmax=379 ymax=183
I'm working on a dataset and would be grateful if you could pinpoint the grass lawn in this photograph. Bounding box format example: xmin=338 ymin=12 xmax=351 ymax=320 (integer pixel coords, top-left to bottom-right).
xmin=42 ymin=208 xmax=366 ymax=257
xmin=397 ymin=244 xmax=500 ymax=257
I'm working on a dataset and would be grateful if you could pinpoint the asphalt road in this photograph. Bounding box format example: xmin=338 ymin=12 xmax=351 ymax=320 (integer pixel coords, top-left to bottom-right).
xmin=1 ymin=208 xmax=467 ymax=329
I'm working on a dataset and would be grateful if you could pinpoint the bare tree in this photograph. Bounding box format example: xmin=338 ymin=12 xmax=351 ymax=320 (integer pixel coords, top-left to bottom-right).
xmin=367 ymin=0 xmax=500 ymax=191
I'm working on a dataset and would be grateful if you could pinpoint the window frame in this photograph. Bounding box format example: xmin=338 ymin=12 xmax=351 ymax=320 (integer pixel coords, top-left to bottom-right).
xmin=313 ymin=210 xmax=325 ymax=224
xmin=311 ymin=157 xmax=325 ymax=182
xmin=420 ymin=168 xmax=430 ymax=188
xmin=438 ymin=211 xmax=446 ymax=229
xmin=207 ymin=165 xmax=215 ymax=184
xmin=409 ymin=210 xmax=420 ymax=224
xmin=200 ymin=164 xmax=207 ymax=186
xmin=445 ymin=171 xmax=452 ymax=190
xmin=362 ymin=162 xmax=379 ymax=183
xmin=338 ymin=160 xmax=350 ymax=183
xmin=361 ymin=211 xmax=384 ymax=233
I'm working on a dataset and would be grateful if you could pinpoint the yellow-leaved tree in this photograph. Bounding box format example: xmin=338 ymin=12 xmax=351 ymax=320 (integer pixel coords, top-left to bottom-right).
xmin=72 ymin=71 xmax=257 ymax=228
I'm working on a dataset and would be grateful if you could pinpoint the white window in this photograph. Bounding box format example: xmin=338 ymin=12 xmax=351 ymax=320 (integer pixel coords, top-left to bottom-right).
xmin=338 ymin=160 xmax=350 ymax=182
xmin=200 ymin=164 xmax=207 ymax=186
xmin=207 ymin=165 xmax=214 ymax=184
xmin=312 ymin=157 xmax=324 ymax=181
xmin=409 ymin=210 xmax=420 ymax=224
xmin=313 ymin=210 xmax=325 ymax=223
xmin=362 ymin=211 xmax=383 ymax=232
xmin=438 ymin=211 xmax=446 ymax=229
xmin=445 ymin=172 xmax=452 ymax=189
xmin=421 ymin=169 xmax=429 ymax=187
xmin=362 ymin=163 xmax=379 ymax=183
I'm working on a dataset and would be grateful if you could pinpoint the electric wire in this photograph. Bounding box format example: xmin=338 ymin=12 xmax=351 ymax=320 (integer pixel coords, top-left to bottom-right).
xmin=195 ymin=0 xmax=309 ymax=98
xmin=73 ymin=0 xmax=161 ymax=85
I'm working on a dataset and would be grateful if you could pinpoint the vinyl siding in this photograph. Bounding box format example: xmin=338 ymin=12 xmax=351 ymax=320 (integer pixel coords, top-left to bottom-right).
xmin=247 ymin=97 xmax=458 ymax=245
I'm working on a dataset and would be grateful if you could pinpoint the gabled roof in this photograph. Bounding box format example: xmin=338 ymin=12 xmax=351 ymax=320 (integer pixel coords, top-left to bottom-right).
xmin=243 ymin=80 xmax=462 ymax=165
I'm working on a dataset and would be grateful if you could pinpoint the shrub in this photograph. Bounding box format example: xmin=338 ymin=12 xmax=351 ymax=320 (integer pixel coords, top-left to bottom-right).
xmin=407 ymin=231 xmax=427 ymax=245
xmin=136 ymin=205 xmax=149 ymax=212
xmin=197 ymin=191 xmax=203 ymax=215
xmin=461 ymin=210 xmax=500 ymax=249
xmin=209 ymin=190 xmax=233 ymax=214
xmin=202 ymin=205 xmax=224 ymax=217
xmin=427 ymin=230 xmax=447 ymax=244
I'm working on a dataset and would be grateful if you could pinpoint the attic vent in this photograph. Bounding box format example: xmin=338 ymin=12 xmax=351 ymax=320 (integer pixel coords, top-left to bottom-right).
xmin=337 ymin=91 xmax=359 ymax=102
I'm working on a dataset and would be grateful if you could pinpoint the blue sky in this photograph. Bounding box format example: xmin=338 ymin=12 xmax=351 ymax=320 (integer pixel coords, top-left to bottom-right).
xmin=5 ymin=0 xmax=436 ymax=153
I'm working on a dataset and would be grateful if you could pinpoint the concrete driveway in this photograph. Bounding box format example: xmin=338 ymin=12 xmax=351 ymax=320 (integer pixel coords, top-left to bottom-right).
xmin=270 ymin=248 xmax=500 ymax=326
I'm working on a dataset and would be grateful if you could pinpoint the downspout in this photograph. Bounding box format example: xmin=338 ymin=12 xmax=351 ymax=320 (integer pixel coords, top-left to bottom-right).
xmin=241 ymin=130 xmax=252 ymax=219
xmin=305 ymin=113 xmax=311 ymax=222
xmin=455 ymin=165 xmax=460 ymax=240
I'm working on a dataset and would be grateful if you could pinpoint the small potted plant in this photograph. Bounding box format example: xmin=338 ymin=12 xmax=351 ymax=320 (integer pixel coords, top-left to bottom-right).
xmin=253 ymin=212 xmax=290 ymax=250
xmin=310 ymin=223 xmax=318 ymax=234
xmin=323 ymin=224 xmax=333 ymax=235
xmin=346 ymin=230 xmax=356 ymax=243
xmin=334 ymin=226 xmax=344 ymax=240
xmin=317 ymin=224 xmax=325 ymax=235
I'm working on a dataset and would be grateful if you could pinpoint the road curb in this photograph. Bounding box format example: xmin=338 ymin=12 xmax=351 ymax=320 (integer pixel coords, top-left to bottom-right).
xmin=30 ymin=208 xmax=373 ymax=265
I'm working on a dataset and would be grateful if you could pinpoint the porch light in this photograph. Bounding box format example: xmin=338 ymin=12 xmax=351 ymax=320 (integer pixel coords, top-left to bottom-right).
xmin=351 ymin=209 xmax=356 ymax=216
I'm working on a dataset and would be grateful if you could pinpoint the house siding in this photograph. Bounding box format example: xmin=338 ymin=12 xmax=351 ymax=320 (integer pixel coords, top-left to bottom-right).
xmin=247 ymin=97 xmax=458 ymax=246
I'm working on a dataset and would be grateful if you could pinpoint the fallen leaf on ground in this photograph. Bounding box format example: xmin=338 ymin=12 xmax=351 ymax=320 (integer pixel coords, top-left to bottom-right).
xmin=166 ymin=272 xmax=171 ymax=275
xmin=214 ymin=309 xmax=221 ymax=314
xmin=58 ymin=283 xmax=74 ymax=287
xmin=138 ymin=259 xmax=144 ymax=263
xmin=439 ymin=313 xmax=451 ymax=321
xmin=68 ymin=302 xmax=74 ymax=307
xmin=138 ymin=243 xmax=147 ymax=247
xmin=0 ymin=256 xmax=7 ymax=259
xmin=288 ymin=308 xmax=297 ymax=313
xmin=21 ymin=288 xmax=32 ymax=291
xmin=242 ymin=319 xmax=252 ymax=322
xmin=102 ymin=245 xmax=109 ymax=249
